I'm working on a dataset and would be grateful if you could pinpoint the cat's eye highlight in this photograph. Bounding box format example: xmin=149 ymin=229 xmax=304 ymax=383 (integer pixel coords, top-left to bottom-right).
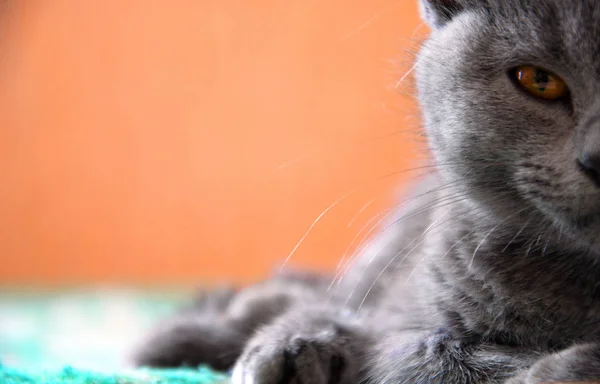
xmin=514 ymin=66 xmax=568 ymax=100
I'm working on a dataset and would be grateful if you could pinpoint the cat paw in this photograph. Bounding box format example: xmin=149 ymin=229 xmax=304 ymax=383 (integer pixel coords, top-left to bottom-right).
xmin=506 ymin=343 xmax=600 ymax=384
xmin=231 ymin=311 xmax=360 ymax=384
xmin=128 ymin=313 xmax=244 ymax=370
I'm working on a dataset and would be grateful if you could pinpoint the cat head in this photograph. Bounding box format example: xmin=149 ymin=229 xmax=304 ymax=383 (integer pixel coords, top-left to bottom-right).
xmin=415 ymin=0 xmax=600 ymax=251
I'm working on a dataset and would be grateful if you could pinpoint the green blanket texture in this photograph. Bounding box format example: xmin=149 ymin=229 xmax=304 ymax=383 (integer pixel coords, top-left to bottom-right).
xmin=0 ymin=289 xmax=230 ymax=383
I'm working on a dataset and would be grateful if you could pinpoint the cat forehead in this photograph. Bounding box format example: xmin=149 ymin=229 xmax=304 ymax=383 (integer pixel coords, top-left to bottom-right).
xmin=466 ymin=1 xmax=600 ymax=78
xmin=482 ymin=0 xmax=600 ymax=30
xmin=475 ymin=0 xmax=597 ymax=12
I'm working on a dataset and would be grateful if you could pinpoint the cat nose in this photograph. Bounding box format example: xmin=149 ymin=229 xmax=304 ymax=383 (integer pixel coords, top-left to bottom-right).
xmin=577 ymin=154 xmax=600 ymax=187
xmin=577 ymin=117 xmax=600 ymax=187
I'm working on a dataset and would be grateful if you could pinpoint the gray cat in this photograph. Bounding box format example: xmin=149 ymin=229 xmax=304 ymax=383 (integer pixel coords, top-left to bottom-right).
xmin=130 ymin=0 xmax=600 ymax=382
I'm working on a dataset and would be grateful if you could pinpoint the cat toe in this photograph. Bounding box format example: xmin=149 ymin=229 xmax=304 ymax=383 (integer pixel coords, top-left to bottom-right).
xmin=231 ymin=334 xmax=349 ymax=384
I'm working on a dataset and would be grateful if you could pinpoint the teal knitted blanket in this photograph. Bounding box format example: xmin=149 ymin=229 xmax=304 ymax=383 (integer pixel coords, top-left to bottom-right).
xmin=0 ymin=289 xmax=230 ymax=383
xmin=1 ymin=365 xmax=229 ymax=384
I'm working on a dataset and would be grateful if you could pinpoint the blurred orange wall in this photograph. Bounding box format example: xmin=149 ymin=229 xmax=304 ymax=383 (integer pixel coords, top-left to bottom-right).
xmin=0 ymin=1 xmax=424 ymax=286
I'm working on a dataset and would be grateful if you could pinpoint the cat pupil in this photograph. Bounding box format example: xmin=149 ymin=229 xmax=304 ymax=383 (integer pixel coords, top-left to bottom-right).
xmin=534 ymin=69 xmax=549 ymax=91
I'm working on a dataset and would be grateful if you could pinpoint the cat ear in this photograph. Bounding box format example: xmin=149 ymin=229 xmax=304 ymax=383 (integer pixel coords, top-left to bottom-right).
xmin=419 ymin=0 xmax=466 ymax=28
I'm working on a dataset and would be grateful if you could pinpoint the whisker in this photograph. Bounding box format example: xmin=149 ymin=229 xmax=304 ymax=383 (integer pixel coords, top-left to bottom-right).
xmin=332 ymin=169 xmax=527 ymax=286
xmin=328 ymin=207 xmax=394 ymax=293
xmin=346 ymin=188 xmax=530 ymax=311
xmin=542 ymin=238 xmax=550 ymax=256
xmin=394 ymin=61 xmax=419 ymax=90
xmin=469 ymin=206 xmax=533 ymax=269
xmin=335 ymin=207 xmax=391 ymax=275
xmin=403 ymin=227 xmax=479 ymax=287
xmin=333 ymin=177 xmax=468 ymax=283
xmin=410 ymin=22 xmax=427 ymax=38
xmin=279 ymin=161 xmax=474 ymax=271
xmin=342 ymin=12 xmax=381 ymax=41
xmin=347 ymin=197 xmax=377 ymax=228
xmin=502 ymin=217 xmax=531 ymax=252
xmin=332 ymin=193 xmax=466 ymax=296
xmin=354 ymin=205 xmax=474 ymax=311
xmin=332 ymin=188 xmax=472 ymax=291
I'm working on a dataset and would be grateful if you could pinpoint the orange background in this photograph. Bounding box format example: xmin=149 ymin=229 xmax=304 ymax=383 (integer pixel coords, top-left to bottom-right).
xmin=0 ymin=1 xmax=424 ymax=286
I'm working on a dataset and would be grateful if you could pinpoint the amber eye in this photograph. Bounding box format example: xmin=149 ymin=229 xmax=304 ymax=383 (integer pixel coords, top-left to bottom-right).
xmin=514 ymin=66 xmax=568 ymax=100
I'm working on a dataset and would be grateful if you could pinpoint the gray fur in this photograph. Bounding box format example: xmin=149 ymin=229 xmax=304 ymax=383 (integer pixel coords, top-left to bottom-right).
xmin=130 ymin=1 xmax=600 ymax=382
